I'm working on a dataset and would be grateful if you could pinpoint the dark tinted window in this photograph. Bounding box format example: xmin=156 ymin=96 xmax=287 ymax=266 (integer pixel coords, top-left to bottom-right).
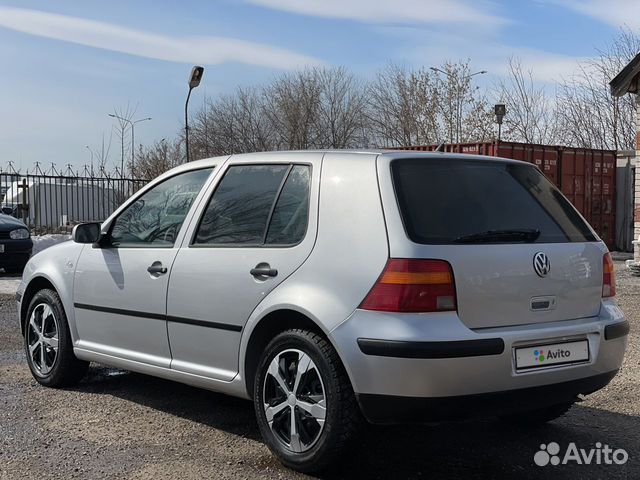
xmin=194 ymin=165 xmax=289 ymax=245
xmin=266 ymin=165 xmax=311 ymax=245
xmin=392 ymin=159 xmax=596 ymax=244
xmin=111 ymin=168 xmax=212 ymax=247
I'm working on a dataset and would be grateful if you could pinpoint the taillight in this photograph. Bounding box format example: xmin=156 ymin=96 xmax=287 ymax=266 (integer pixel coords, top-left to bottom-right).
xmin=603 ymin=252 xmax=616 ymax=298
xmin=360 ymin=259 xmax=457 ymax=313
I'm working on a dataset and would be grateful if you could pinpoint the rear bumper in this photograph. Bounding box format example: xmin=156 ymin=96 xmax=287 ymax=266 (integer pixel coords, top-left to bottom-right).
xmin=330 ymin=299 xmax=627 ymax=411
xmin=356 ymin=370 xmax=618 ymax=424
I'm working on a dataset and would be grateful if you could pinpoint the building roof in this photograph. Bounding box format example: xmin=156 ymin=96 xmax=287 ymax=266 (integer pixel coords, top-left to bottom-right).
xmin=610 ymin=52 xmax=640 ymax=96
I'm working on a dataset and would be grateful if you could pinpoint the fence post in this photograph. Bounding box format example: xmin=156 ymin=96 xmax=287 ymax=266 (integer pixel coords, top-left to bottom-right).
xmin=19 ymin=178 xmax=28 ymax=225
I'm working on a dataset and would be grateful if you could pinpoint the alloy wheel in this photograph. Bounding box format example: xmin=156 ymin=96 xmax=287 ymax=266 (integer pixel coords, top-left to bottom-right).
xmin=263 ymin=348 xmax=327 ymax=453
xmin=26 ymin=303 xmax=60 ymax=376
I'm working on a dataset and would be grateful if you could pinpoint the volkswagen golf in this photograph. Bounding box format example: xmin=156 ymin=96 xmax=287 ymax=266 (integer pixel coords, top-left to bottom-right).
xmin=17 ymin=150 xmax=629 ymax=472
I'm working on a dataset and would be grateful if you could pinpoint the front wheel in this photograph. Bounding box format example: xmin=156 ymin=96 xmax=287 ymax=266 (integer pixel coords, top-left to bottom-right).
xmin=24 ymin=288 xmax=89 ymax=387
xmin=254 ymin=329 xmax=362 ymax=473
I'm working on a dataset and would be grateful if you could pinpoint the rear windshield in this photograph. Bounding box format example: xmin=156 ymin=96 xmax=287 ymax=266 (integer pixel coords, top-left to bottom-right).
xmin=391 ymin=158 xmax=596 ymax=244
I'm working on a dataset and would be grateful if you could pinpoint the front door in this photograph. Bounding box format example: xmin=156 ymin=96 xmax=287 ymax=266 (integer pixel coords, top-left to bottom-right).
xmin=73 ymin=168 xmax=214 ymax=367
xmin=167 ymin=154 xmax=320 ymax=380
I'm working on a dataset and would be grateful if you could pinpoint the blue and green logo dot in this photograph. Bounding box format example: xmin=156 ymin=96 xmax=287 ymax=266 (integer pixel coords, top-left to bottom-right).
xmin=534 ymin=349 xmax=545 ymax=362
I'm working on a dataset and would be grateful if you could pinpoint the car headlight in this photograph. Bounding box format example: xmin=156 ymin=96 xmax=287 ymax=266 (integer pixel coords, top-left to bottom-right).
xmin=10 ymin=228 xmax=29 ymax=239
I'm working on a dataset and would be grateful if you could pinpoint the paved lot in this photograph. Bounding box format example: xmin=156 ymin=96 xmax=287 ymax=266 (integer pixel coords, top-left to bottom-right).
xmin=1 ymin=262 xmax=639 ymax=479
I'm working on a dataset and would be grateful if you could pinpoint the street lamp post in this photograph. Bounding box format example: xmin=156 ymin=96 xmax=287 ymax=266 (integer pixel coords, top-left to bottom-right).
xmin=185 ymin=66 xmax=204 ymax=163
xmin=429 ymin=67 xmax=487 ymax=143
xmin=108 ymin=114 xmax=152 ymax=177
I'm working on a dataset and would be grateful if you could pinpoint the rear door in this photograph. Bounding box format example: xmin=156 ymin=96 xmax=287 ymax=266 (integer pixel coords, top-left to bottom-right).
xmin=379 ymin=156 xmax=606 ymax=329
xmin=166 ymin=153 xmax=321 ymax=380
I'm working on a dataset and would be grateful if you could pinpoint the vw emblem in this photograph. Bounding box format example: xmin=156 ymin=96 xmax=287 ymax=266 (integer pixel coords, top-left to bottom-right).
xmin=533 ymin=252 xmax=551 ymax=277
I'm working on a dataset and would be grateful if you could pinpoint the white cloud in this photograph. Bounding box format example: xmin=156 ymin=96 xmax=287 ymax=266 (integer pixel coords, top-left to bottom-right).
xmin=552 ymin=0 xmax=640 ymax=29
xmin=486 ymin=48 xmax=587 ymax=83
xmin=382 ymin=26 xmax=587 ymax=83
xmin=244 ymin=0 xmax=507 ymax=25
xmin=0 ymin=7 xmax=322 ymax=69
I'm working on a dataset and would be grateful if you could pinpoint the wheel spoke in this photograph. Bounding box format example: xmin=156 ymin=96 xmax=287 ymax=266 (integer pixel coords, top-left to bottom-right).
xmin=292 ymin=352 xmax=311 ymax=395
xmin=39 ymin=342 xmax=49 ymax=374
xmin=29 ymin=340 xmax=40 ymax=357
xmin=265 ymin=400 xmax=288 ymax=424
xmin=289 ymin=408 xmax=302 ymax=453
xmin=41 ymin=305 xmax=53 ymax=332
xmin=29 ymin=314 xmax=39 ymax=335
xmin=297 ymin=398 xmax=326 ymax=421
xmin=268 ymin=357 xmax=289 ymax=394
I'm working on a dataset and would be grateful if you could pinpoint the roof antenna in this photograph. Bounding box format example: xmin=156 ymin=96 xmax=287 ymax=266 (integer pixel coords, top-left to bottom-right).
xmin=435 ymin=142 xmax=446 ymax=152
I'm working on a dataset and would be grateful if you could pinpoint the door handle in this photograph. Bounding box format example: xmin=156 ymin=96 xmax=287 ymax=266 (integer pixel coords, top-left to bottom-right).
xmin=147 ymin=263 xmax=167 ymax=275
xmin=250 ymin=264 xmax=278 ymax=277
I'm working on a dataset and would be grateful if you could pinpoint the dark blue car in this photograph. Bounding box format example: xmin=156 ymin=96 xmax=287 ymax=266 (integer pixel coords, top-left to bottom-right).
xmin=0 ymin=214 xmax=32 ymax=273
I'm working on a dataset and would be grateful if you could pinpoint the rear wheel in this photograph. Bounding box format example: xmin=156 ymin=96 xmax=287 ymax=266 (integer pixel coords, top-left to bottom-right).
xmin=499 ymin=402 xmax=574 ymax=425
xmin=254 ymin=329 xmax=362 ymax=473
xmin=24 ymin=288 xmax=89 ymax=387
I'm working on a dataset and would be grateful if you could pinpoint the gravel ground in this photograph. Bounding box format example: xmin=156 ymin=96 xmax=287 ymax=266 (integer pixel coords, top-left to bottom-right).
xmin=1 ymin=262 xmax=639 ymax=479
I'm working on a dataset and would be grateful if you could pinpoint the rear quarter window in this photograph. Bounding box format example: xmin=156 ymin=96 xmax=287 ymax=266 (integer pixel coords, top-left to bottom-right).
xmin=391 ymin=158 xmax=596 ymax=245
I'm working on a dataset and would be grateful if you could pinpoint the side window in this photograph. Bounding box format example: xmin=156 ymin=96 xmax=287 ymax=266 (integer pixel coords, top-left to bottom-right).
xmin=193 ymin=164 xmax=311 ymax=246
xmin=194 ymin=165 xmax=289 ymax=245
xmin=110 ymin=168 xmax=213 ymax=247
xmin=266 ymin=165 xmax=311 ymax=245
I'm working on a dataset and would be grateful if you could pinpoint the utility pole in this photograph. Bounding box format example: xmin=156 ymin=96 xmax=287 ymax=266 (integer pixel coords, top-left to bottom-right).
xmin=108 ymin=114 xmax=151 ymax=178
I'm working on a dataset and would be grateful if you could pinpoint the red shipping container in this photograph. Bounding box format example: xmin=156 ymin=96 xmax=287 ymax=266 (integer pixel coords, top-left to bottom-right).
xmin=395 ymin=141 xmax=616 ymax=248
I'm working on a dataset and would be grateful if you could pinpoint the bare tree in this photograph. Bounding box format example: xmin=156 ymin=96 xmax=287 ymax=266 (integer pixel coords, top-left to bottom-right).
xmin=368 ymin=61 xmax=492 ymax=147
xmin=556 ymin=29 xmax=640 ymax=150
xmin=367 ymin=64 xmax=438 ymax=147
xmin=263 ymin=69 xmax=323 ymax=150
xmin=94 ymin=132 xmax=113 ymax=177
xmin=315 ymin=67 xmax=368 ymax=148
xmin=496 ymin=58 xmax=559 ymax=144
xmin=131 ymin=138 xmax=184 ymax=179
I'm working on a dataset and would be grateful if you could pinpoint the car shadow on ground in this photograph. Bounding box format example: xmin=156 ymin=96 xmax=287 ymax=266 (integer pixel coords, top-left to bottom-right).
xmin=74 ymin=365 xmax=639 ymax=480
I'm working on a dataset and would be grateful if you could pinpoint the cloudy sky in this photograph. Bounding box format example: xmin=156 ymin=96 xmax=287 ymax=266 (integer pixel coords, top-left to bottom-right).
xmin=0 ymin=0 xmax=635 ymax=171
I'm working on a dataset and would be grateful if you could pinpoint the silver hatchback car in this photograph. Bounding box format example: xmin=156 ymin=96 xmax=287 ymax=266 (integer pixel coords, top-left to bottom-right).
xmin=18 ymin=150 xmax=628 ymax=472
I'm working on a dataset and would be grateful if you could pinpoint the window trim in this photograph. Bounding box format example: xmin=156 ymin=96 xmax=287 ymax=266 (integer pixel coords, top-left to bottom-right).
xmin=189 ymin=162 xmax=312 ymax=249
xmin=106 ymin=166 xmax=215 ymax=249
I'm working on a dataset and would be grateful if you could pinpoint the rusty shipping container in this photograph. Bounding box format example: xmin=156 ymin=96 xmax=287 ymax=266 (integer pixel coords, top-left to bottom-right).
xmin=396 ymin=141 xmax=616 ymax=248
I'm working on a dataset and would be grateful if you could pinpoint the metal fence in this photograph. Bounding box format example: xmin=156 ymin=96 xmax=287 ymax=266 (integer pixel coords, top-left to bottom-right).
xmin=0 ymin=173 xmax=149 ymax=235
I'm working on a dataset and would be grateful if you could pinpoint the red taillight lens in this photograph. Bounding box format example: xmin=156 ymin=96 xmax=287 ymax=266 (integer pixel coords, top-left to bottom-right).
xmin=603 ymin=252 xmax=616 ymax=298
xmin=359 ymin=259 xmax=457 ymax=313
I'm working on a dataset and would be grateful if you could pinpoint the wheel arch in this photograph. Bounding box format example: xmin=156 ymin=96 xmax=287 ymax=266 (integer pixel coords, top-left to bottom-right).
xmin=243 ymin=308 xmax=350 ymax=399
xmin=20 ymin=276 xmax=57 ymax=335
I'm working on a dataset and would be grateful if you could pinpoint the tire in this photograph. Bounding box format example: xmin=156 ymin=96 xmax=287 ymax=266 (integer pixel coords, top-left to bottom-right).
xmin=254 ymin=329 xmax=362 ymax=473
xmin=23 ymin=288 xmax=89 ymax=387
xmin=499 ymin=402 xmax=574 ymax=426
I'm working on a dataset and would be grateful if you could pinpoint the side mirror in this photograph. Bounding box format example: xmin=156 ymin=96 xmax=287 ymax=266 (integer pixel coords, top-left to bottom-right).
xmin=72 ymin=222 xmax=102 ymax=244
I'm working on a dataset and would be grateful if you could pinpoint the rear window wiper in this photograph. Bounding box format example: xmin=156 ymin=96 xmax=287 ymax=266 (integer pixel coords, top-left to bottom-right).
xmin=453 ymin=229 xmax=541 ymax=244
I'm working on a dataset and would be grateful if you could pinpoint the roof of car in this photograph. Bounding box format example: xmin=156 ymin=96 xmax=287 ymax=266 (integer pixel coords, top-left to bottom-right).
xmin=183 ymin=149 xmax=529 ymax=167
xmin=152 ymin=149 xmax=531 ymax=184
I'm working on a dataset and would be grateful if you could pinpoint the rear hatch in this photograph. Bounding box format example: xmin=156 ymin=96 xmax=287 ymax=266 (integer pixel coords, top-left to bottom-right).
xmin=387 ymin=156 xmax=605 ymax=329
